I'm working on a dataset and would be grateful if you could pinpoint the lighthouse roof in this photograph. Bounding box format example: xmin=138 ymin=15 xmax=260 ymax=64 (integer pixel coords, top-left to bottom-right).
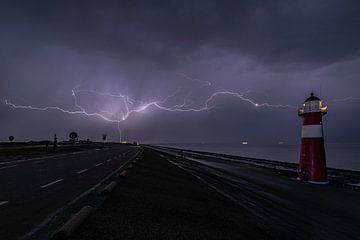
xmin=305 ymin=92 xmax=320 ymax=102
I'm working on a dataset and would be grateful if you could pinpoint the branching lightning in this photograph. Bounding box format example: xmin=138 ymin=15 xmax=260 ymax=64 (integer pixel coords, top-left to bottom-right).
xmin=328 ymin=96 xmax=360 ymax=102
xmin=4 ymin=89 xmax=297 ymax=121
xmin=5 ymin=74 xmax=359 ymax=141
xmin=4 ymin=86 xmax=296 ymax=141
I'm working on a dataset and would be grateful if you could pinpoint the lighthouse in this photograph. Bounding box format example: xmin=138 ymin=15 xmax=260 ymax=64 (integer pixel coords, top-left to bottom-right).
xmin=298 ymin=92 xmax=328 ymax=183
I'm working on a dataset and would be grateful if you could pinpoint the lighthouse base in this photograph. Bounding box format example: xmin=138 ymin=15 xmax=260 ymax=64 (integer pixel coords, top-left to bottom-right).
xmin=298 ymin=138 xmax=328 ymax=182
xmin=296 ymin=177 xmax=329 ymax=184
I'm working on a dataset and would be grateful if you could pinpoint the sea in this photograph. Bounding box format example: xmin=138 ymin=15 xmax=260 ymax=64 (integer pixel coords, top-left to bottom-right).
xmin=158 ymin=143 xmax=360 ymax=171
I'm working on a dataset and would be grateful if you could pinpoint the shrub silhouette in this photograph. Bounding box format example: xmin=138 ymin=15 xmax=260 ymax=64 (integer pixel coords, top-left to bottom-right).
xmin=102 ymin=134 xmax=107 ymax=142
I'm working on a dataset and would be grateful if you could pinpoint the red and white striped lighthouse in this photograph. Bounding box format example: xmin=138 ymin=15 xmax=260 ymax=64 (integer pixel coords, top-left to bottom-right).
xmin=298 ymin=92 xmax=328 ymax=183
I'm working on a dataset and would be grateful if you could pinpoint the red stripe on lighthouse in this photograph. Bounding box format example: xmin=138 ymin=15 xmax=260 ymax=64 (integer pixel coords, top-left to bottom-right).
xmin=298 ymin=93 xmax=328 ymax=183
xmin=299 ymin=138 xmax=327 ymax=182
xmin=302 ymin=112 xmax=323 ymax=125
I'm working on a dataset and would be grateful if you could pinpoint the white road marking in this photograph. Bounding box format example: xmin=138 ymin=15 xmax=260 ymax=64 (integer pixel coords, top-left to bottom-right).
xmin=0 ymin=201 xmax=9 ymax=206
xmin=0 ymin=152 xmax=73 ymax=165
xmin=40 ymin=179 xmax=64 ymax=189
xmin=106 ymin=159 xmax=112 ymax=162
xmin=71 ymin=152 xmax=83 ymax=155
xmin=0 ymin=164 xmax=19 ymax=170
xmin=349 ymin=183 xmax=360 ymax=187
xmin=77 ymin=169 xmax=89 ymax=174
xmin=95 ymin=163 xmax=103 ymax=167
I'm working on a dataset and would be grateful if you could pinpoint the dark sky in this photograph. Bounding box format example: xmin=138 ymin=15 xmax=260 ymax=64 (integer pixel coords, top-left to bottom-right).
xmin=1 ymin=0 xmax=360 ymax=144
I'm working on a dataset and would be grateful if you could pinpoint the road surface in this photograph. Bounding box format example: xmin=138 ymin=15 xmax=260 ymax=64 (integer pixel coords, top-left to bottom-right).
xmin=152 ymin=146 xmax=360 ymax=240
xmin=0 ymin=145 xmax=140 ymax=240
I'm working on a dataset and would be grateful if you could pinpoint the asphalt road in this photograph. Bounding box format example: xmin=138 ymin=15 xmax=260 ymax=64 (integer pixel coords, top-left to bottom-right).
xmin=0 ymin=145 xmax=140 ymax=240
xmin=71 ymin=147 xmax=269 ymax=240
xmin=154 ymin=146 xmax=360 ymax=240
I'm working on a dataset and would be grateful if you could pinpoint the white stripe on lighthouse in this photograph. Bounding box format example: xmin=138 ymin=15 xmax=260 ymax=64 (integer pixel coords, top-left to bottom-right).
xmin=301 ymin=125 xmax=323 ymax=138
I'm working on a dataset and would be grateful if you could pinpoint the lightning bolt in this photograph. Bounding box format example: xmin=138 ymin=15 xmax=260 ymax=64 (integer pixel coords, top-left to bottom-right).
xmin=6 ymin=73 xmax=360 ymax=143
xmin=5 ymin=66 xmax=360 ymax=143
xmin=4 ymin=89 xmax=297 ymax=140
xmin=327 ymin=96 xmax=360 ymax=102
xmin=7 ymin=75 xmax=329 ymax=141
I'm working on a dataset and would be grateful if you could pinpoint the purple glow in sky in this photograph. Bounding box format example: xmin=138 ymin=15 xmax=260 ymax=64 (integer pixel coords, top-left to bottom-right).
xmin=1 ymin=0 xmax=360 ymax=143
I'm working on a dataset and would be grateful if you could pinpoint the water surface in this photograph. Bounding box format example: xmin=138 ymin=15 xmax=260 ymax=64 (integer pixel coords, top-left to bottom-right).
xmin=158 ymin=143 xmax=360 ymax=171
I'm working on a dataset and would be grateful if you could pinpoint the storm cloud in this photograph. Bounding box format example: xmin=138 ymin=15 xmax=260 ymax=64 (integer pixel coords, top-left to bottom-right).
xmin=1 ymin=0 xmax=360 ymax=143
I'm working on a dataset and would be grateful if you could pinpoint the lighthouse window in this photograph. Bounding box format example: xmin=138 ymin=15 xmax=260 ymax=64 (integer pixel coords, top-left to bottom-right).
xmin=303 ymin=101 xmax=321 ymax=113
xmin=310 ymin=101 xmax=320 ymax=112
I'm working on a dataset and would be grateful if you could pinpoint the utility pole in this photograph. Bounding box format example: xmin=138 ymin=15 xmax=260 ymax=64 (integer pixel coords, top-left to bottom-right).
xmin=53 ymin=134 xmax=58 ymax=152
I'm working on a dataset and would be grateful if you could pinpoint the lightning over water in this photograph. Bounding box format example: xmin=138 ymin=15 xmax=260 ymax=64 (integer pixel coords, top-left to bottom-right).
xmin=4 ymin=87 xmax=296 ymax=121
xmin=4 ymin=71 xmax=360 ymax=142
xmin=5 ymin=76 xmax=360 ymax=142
xmin=3 ymin=76 xmax=299 ymax=141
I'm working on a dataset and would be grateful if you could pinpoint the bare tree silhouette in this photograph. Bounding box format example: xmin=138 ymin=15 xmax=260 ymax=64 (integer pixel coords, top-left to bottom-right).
xmin=69 ymin=132 xmax=78 ymax=145
xmin=8 ymin=136 xmax=14 ymax=143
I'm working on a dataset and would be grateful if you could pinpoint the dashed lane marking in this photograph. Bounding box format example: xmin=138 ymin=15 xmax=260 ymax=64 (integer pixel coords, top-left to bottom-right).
xmin=348 ymin=183 xmax=360 ymax=187
xmin=40 ymin=179 xmax=64 ymax=189
xmin=95 ymin=163 xmax=103 ymax=167
xmin=0 ymin=201 xmax=9 ymax=206
xmin=77 ymin=169 xmax=89 ymax=174
xmin=0 ymin=164 xmax=19 ymax=170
